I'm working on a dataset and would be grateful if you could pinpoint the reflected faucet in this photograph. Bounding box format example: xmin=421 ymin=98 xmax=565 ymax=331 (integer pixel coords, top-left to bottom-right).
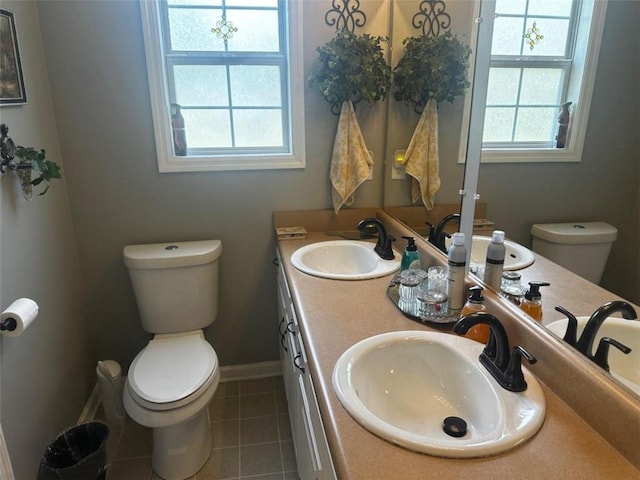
xmin=454 ymin=312 xmax=537 ymax=392
xmin=575 ymin=301 xmax=636 ymax=356
xmin=427 ymin=213 xmax=460 ymax=253
xmin=357 ymin=218 xmax=395 ymax=260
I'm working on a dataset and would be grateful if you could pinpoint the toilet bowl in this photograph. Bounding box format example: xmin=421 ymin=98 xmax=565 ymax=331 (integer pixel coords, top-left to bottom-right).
xmin=123 ymin=240 xmax=223 ymax=480
xmin=530 ymin=222 xmax=617 ymax=284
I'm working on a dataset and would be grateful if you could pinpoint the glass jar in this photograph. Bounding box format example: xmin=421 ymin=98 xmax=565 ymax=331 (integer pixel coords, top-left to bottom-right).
xmin=500 ymin=271 xmax=526 ymax=306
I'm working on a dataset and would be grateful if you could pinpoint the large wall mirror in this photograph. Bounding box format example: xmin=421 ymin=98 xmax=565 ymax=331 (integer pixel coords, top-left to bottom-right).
xmin=375 ymin=0 xmax=639 ymax=400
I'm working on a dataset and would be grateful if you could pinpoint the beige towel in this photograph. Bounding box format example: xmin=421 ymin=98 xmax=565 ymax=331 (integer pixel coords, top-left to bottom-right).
xmin=330 ymin=101 xmax=374 ymax=214
xmin=404 ymin=98 xmax=441 ymax=210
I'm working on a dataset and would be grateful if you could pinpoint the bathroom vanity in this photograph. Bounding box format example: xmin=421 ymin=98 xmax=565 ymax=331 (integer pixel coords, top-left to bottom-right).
xmin=274 ymin=209 xmax=640 ymax=479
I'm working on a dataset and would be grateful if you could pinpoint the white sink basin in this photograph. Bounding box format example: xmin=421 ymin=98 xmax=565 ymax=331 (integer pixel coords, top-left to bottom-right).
xmin=333 ymin=331 xmax=546 ymax=458
xmin=290 ymin=240 xmax=400 ymax=280
xmin=446 ymin=235 xmax=535 ymax=271
xmin=547 ymin=316 xmax=640 ymax=395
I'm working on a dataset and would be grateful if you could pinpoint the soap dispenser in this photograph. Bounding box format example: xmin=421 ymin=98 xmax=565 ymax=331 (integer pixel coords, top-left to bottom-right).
xmin=401 ymin=236 xmax=421 ymax=271
xmin=520 ymin=281 xmax=550 ymax=322
xmin=460 ymin=286 xmax=488 ymax=343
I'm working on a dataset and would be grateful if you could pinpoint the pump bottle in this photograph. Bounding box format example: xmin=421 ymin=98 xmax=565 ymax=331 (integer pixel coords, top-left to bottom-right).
xmin=520 ymin=281 xmax=550 ymax=322
xmin=484 ymin=230 xmax=506 ymax=291
xmin=400 ymin=236 xmax=421 ymax=271
xmin=460 ymin=286 xmax=488 ymax=343
xmin=447 ymin=232 xmax=467 ymax=314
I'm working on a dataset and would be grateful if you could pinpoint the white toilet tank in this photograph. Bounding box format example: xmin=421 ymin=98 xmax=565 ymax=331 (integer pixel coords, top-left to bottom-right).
xmin=123 ymin=240 xmax=223 ymax=334
xmin=530 ymin=222 xmax=617 ymax=284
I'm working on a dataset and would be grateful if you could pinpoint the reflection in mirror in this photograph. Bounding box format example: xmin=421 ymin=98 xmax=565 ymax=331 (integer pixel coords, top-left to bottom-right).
xmin=382 ymin=0 xmax=640 ymax=401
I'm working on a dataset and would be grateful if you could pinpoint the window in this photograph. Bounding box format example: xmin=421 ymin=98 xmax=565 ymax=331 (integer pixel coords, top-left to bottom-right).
xmin=140 ymin=0 xmax=305 ymax=172
xmin=459 ymin=0 xmax=607 ymax=163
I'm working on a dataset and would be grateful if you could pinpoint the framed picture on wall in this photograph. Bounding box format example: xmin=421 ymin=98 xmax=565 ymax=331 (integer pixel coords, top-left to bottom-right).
xmin=0 ymin=9 xmax=27 ymax=105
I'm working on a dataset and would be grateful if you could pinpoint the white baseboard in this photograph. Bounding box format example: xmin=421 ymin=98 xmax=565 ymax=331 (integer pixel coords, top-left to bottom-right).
xmin=79 ymin=361 xmax=282 ymax=421
xmin=220 ymin=361 xmax=282 ymax=382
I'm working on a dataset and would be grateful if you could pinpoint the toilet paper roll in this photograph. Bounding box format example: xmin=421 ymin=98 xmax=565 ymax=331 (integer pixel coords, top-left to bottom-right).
xmin=1 ymin=298 xmax=39 ymax=337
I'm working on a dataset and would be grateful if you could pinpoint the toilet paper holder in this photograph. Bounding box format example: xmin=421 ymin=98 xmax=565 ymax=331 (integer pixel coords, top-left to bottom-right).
xmin=0 ymin=317 xmax=17 ymax=333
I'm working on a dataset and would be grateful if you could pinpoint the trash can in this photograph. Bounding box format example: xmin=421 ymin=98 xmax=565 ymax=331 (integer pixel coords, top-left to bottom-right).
xmin=38 ymin=421 xmax=109 ymax=480
xmin=96 ymin=360 xmax=126 ymax=429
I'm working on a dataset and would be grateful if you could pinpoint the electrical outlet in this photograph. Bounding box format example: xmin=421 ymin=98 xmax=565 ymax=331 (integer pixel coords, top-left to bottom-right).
xmin=392 ymin=149 xmax=406 ymax=180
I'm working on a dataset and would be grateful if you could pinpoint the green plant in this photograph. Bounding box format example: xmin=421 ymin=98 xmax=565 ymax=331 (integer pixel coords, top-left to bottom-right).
xmin=393 ymin=32 xmax=471 ymax=111
xmin=309 ymin=30 xmax=392 ymax=114
xmin=14 ymin=146 xmax=62 ymax=197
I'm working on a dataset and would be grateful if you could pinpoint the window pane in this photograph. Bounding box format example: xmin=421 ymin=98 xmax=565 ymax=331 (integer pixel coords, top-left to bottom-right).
xmin=173 ymin=65 xmax=229 ymax=106
xmin=225 ymin=9 xmax=279 ymax=52
xmin=183 ymin=109 xmax=232 ymax=148
xmin=233 ymin=109 xmax=283 ymax=147
xmin=528 ymin=0 xmax=573 ymax=17
xmin=492 ymin=16 xmax=525 ymax=55
xmin=483 ymin=108 xmax=515 ymax=142
xmin=525 ymin=18 xmax=570 ymax=56
xmin=519 ymin=68 xmax=563 ymax=105
xmin=168 ymin=0 xmax=222 ymax=6
xmin=230 ymin=66 xmax=281 ymax=107
xmin=226 ymin=0 xmax=278 ymax=7
xmin=514 ymin=107 xmax=556 ymax=142
xmin=495 ymin=0 xmax=526 ymax=15
xmin=486 ymin=68 xmax=520 ymax=105
xmin=168 ymin=8 xmax=226 ymax=51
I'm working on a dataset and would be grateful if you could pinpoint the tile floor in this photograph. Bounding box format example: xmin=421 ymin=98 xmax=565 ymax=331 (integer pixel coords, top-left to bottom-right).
xmin=101 ymin=376 xmax=300 ymax=480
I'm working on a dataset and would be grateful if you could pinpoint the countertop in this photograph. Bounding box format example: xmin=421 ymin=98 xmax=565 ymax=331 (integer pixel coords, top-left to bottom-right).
xmin=276 ymin=225 xmax=640 ymax=479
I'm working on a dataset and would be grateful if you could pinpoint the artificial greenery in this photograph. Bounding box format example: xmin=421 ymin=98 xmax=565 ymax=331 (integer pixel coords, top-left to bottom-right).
xmin=309 ymin=30 xmax=392 ymax=114
xmin=14 ymin=146 xmax=62 ymax=196
xmin=393 ymin=31 xmax=471 ymax=111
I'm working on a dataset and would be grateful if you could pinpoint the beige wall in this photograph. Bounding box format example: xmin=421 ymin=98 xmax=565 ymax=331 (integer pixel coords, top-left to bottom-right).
xmin=35 ymin=0 xmax=389 ymax=372
xmin=0 ymin=2 xmax=91 ymax=478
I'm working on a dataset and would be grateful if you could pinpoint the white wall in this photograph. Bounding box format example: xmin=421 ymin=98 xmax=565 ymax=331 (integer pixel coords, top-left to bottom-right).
xmin=0 ymin=2 xmax=91 ymax=478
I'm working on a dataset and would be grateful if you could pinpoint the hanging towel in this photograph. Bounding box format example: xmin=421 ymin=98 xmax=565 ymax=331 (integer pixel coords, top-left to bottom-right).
xmin=404 ymin=98 xmax=441 ymax=210
xmin=330 ymin=101 xmax=374 ymax=214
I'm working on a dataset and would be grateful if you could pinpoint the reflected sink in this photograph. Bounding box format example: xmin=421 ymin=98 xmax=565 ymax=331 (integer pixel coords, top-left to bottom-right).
xmin=333 ymin=331 xmax=545 ymax=458
xmin=446 ymin=235 xmax=535 ymax=271
xmin=290 ymin=240 xmax=400 ymax=280
xmin=547 ymin=317 xmax=640 ymax=395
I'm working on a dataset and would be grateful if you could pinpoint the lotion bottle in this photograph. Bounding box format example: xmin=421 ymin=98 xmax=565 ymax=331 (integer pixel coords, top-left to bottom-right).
xmin=400 ymin=236 xmax=421 ymax=271
xmin=484 ymin=230 xmax=506 ymax=290
xmin=460 ymin=286 xmax=489 ymax=343
xmin=447 ymin=232 xmax=467 ymax=314
xmin=520 ymin=281 xmax=550 ymax=322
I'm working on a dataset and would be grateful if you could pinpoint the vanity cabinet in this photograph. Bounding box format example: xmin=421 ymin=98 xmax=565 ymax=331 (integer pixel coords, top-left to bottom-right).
xmin=276 ymin=251 xmax=336 ymax=480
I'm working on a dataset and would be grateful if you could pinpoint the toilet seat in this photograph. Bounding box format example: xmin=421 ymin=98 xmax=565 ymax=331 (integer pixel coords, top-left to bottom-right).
xmin=127 ymin=330 xmax=217 ymax=411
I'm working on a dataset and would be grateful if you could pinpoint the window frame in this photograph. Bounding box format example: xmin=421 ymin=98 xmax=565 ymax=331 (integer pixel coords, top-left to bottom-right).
xmin=458 ymin=0 xmax=608 ymax=164
xmin=139 ymin=0 xmax=306 ymax=172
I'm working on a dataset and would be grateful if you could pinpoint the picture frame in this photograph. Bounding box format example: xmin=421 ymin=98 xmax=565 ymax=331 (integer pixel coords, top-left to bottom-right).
xmin=0 ymin=9 xmax=27 ymax=105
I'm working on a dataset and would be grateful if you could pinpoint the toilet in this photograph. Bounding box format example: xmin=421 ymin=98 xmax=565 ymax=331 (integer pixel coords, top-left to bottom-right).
xmin=122 ymin=240 xmax=223 ymax=480
xmin=530 ymin=222 xmax=617 ymax=284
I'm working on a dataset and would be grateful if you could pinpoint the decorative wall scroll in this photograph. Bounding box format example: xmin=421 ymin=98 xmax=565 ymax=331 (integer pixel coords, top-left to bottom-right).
xmin=412 ymin=0 xmax=451 ymax=38
xmin=324 ymin=0 xmax=367 ymax=33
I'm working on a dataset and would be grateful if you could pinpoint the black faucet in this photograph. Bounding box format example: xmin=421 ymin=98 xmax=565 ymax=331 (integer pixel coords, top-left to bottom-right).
xmin=454 ymin=312 xmax=537 ymax=392
xmin=427 ymin=213 xmax=460 ymax=253
xmin=357 ymin=218 xmax=395 ymax=260
xmin=555 ymin=301 xmax=635 ymax=371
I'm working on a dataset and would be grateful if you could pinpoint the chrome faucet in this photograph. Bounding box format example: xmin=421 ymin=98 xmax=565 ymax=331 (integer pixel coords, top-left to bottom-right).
xmin=556 ymin=301 xmax=635 ymax=371
xmin=454 ymin=312 xmax=537 ymax=392
xmin=357 ymin=218 xmax=395 ymax=260
xmin=427 ymin=213 xmax=460 ymax=253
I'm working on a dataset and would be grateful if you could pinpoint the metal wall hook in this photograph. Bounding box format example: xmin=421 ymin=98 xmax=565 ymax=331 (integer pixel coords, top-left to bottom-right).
xmin=0 ymin=123 xmax=31 ymax=174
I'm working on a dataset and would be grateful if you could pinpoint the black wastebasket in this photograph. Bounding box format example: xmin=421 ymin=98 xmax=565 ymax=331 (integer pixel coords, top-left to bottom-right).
xmin=38 ymin=422 xmax=110 ymax=480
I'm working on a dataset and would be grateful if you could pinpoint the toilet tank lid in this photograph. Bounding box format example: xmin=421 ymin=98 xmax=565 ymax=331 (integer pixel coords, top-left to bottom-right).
xmin=124 ymin=240 xmax=222 ymax=269
xmin=530 ymin=222 xmax=617 ymax=245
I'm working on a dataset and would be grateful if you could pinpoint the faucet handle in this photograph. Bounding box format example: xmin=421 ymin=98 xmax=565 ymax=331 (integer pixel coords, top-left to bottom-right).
xmin=554 ymin=305 xmax=578 ymax=347
xmin=592 ymin=337 xmax=631 ymax=372
xmin=502 ymin=346 xmax=537 ymax=392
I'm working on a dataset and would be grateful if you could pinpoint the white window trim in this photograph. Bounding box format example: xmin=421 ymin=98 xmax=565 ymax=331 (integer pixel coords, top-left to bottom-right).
xmin=139 ymin=0 xmax=306 ymax=173
xmin=458 ymin=0 xmax=607 ymax=164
